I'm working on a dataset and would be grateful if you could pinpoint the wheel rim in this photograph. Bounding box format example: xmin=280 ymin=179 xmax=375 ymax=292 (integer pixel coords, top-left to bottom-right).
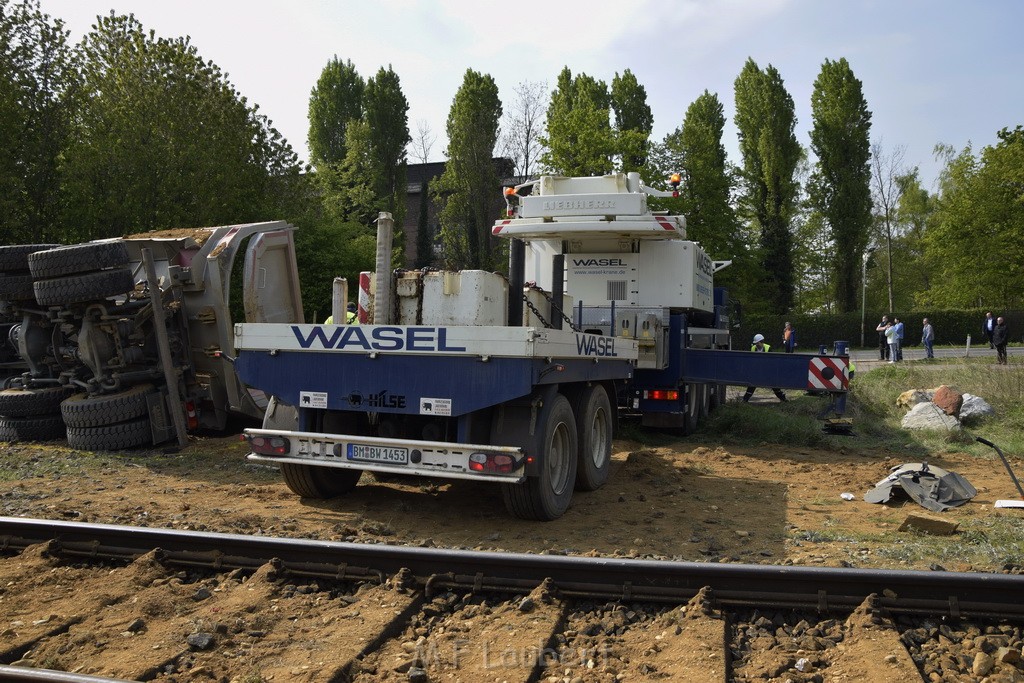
xmin=588 ymin=405 xmax=609 ymax=469
xmin=547 ymin=419 xmax=573 ymax=496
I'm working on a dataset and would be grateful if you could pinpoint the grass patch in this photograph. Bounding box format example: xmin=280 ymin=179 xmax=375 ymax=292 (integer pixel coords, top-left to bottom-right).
xmin=852 ymin=362 xmax=1024 ymax=457
xmin=872 ymin=514 xmax=1024 ymax=567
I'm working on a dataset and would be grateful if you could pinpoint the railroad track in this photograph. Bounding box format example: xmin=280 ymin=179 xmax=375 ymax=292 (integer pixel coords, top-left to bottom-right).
xmin=2 ymin=516 xmax=1023 ymax=682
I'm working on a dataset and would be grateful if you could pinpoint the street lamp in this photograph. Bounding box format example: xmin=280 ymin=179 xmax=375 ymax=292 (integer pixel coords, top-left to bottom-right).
xmin=860 ymin=248 xmax=874 ymax=348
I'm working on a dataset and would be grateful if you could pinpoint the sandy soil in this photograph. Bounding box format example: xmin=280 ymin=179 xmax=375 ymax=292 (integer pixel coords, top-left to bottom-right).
xmin=2 ymin=428 xmax=1022 ymax=572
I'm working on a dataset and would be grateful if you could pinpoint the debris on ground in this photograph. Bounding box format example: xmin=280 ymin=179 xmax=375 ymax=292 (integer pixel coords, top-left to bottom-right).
xmin=863 ymin=462 xmax=977 ymax=512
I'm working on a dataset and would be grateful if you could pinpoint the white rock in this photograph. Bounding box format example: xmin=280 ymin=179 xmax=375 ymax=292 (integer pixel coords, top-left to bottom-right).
xmin=901 ymin=402 xmax=961 ymax=431
xmin=959 ymin=393 xmax=996 ymax=423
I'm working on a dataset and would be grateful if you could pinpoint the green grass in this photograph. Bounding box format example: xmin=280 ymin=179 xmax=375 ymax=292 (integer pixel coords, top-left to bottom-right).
xmin=871 ymin=514 xmax=1024 ymax=567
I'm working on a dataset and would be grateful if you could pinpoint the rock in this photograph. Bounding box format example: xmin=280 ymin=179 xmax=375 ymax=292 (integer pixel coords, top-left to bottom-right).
xmin=518 ymin=596 xmax=535 ymax=613
xmin=972 ymin=651 xmax=994 ymax=677
xmin=407 ymin=666 xmax=428 ymax=682
xmin=896 ymin=390 xmax=930 ymax=410
xmin=192 ymin=587 xmax=212 ymax=601
xmin=898 ymin=514 xmax=959 ymax=536
xmin=996 ymin=646 xmax=1021 ymax=664
xmin=932 ymin=385 xmax=963 ymax=416
xmin=960 ymin=393 xmax=996 ymax=423
xmin=186 ymin=632 xmax=215 ymax=650
xmin=126 ymin=618 xmax=146 ymax=633
xmin=901 ymin=402 xmax=961 ymax=431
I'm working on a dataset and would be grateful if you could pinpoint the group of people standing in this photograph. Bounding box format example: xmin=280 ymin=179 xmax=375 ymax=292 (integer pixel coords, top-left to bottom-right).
xmin=984 ymin=311 xmax=1010 ymax=365
xmin=875 ymin=316 xmax=906 ymax=362
xmin=874 ymin=312 xmax=1011 ymax=364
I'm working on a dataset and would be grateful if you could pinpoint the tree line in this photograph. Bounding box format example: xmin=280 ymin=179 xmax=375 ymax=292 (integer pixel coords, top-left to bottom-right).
xmin=3 ymin=0 xmax=1020 ymax=321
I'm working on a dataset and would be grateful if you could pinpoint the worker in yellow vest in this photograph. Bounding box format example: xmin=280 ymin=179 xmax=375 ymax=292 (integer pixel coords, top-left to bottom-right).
xmin=742 ymin=333 xmax=787 ymax=403
xmin=324 ymin=302 xmax=358 ymax=325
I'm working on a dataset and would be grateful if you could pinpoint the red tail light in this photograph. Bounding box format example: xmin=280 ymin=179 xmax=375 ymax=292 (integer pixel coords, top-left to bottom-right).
xmin=643 ymin=389 xmax=679 ymax=400
xmin=248 ymin=435 xmax=290 ymax=455
xmin=184 ymin=401 xmax=198 ymax=430
xmin=468 ymin=452 xmax=517 ymax=474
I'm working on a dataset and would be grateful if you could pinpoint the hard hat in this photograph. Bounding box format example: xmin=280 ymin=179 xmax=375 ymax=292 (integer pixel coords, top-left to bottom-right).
xmin=753 ymin=334 xmax=765 ymax=343
xmin=347 ymin=302 xmax=357 ymax=312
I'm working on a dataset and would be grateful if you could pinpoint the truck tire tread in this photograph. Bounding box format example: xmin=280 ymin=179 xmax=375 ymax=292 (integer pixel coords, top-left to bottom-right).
xmin=280 ymin=463 xmax=361 ymax=498
xmin=0 ymin=414 xmax=66 ymax=442
xmin=61 ymin=384 xmax=155 ymax=428
xmin=0 ymin=244 xmax=59 ymax=273
xmin=574 ymin=384 xmax=611 ymax=491
xmin=0 ymin=273 xmax=37 ymax=301
xmin=34 ymin=268 xmax=135 ymax=306
xmin=0 ymin=386 xmax=75 ymax=418
xmin=28 ymin=240 xmax=130 ymax=280
xmin=499 ymin=394 xmax=578 ymax=521
xmin=67 ymin=418 xmax=151 ymax=451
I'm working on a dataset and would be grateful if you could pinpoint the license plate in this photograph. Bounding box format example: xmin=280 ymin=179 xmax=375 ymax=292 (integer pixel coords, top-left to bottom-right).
xmin=346 ymin=443 xmax=409 ymax=464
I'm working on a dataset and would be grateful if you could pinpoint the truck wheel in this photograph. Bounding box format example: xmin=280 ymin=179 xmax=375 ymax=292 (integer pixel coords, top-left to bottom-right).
xmin=33 ymin=268 xmax=135 ymax=306
xmin=500 ymin=394 xmax=578 ymax=521
xmin=0 ymin=415 xmax=66 ymax=442
xmin=28 ymin=240 xmax=129 ymax=280
xmin=0 ymin=386 xmax=75 ymax=417
xmin=708 ymin=384 xmax=727 ymax=412
xmin=0 ymin=273 xmax=37 ymax=301
xmin=61 ymin=384 xmax=155 ymax=428
xmin=682 ymin=383 xmax=702 ymax=436
xmin=0 ymin=244 xmax=59 ymax=273
xmin=575 ymin=385 xmax=612 ymax=491
xmin=280 ymin=463 xmax=361 ymax=498
xmin=696 ymin=383 xmax=710 ymax=418
xmin=66 ymin=417 xmax=151 ymax=451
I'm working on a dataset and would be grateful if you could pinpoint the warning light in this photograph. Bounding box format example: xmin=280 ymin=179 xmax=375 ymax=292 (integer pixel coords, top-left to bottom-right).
xmin=248 ymin=435 xmax=290 ymax=455
xmin=504 ymin=187 xmax=516 ymax=197
xmin=643 ymin=389 xmax=679 ymax=401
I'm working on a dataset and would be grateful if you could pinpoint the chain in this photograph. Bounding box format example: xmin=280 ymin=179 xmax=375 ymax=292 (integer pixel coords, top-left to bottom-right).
xmin=528 ymin=284 xmax=581 ymax=332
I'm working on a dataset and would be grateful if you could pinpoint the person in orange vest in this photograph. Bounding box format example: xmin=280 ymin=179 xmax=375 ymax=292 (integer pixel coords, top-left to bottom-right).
xmin=742 ymin=334 xmax=787 ymax=402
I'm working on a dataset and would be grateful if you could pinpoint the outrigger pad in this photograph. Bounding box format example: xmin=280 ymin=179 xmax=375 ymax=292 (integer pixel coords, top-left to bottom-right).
xmin=864 ymin=462 xmax=977 ymax=512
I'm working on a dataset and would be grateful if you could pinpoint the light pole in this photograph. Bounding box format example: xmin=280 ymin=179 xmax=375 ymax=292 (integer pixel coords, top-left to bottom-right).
xmin=860 ymin=248 xmax=874 ymax=348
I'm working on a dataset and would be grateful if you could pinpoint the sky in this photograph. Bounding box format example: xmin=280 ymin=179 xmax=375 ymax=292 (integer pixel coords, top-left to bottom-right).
xmin=38 ymin=0 xmax=1024 ymax=190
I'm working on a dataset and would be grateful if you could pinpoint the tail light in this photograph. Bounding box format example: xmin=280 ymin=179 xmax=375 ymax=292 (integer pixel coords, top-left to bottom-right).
xmin=468 ymin=452 xmax=517 ymax=474
xmin=643 ymin=389 xmax=679 ymax=400
xmin=249 ymin=435 xmax=290 ymax=455
xmin=184 ymin=401 xmax=198 ymax=430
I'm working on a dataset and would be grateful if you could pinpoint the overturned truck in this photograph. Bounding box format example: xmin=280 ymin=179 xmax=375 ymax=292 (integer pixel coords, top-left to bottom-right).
xmin=0 ymin=223 xmax=302 ymax=449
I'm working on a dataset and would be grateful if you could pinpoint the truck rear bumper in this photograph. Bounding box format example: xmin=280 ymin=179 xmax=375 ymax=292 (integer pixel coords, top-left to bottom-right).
xmin=243 ymin=428 xmax=526 ymax=484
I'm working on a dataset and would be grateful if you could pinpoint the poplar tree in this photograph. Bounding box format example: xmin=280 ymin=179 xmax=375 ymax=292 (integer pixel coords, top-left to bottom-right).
xmin=364 ymin=65 xmax=410 ymax=226
xmin=435 ymin=69 xmax=503 ymax=270
xmin=307 ymin=57 xmax=364 ymax=168
xmin=809 ymin=57 xmax=873 ymax=313
xmin=733 ymin=58 xmax=801 ymax=314
xmin=540 ymin=67 xmax=614 ymax=176
xmin=610 ymin=69 xmax=653 ymax=173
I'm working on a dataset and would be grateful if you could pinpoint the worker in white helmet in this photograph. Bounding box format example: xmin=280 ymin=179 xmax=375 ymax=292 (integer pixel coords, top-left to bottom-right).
xmin=742 ymin=333 xmax=787 ymax=403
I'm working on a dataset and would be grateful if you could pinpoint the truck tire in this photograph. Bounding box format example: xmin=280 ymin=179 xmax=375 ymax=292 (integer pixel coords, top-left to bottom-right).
xmin=280 ymin=463 xmax=362 ymax=498
xmin=0 ymin=244 xmax=59 ymax=272
xmin=574 ymin=385 xmax=612 ymax=491
xmin=500 ymin=394 xmax=578 ymax=521
xmin=682 ymin=383 xmax=702 ymax=436
xmin=261 ymin=396 xmax=363 ymax=499
xmin=66 ymin=417 xmax=151 ymax=451
xmin=708 ymin=383 xmax=727 ymax=412
xmin=28 ymin=240 xmax=129 ymax=280
xmin=0 ymin=273 xmax=37 ymax=301
xmin=0 ymin=386 xmax=75 ymax=418
xmin=33 ymin=268 xmax=135 ymax=306
xmin=0 ymin=414 xmax=66 ymax=442
xmin=61 ymin=384 xmax=155 ymax=428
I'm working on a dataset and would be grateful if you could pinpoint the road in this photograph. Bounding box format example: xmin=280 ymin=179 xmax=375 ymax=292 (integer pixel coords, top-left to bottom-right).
xmin=846 ymin=343 xmax=1021 ymax=372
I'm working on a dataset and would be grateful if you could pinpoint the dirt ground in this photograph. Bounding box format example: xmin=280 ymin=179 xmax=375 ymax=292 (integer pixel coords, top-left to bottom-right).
xmin=3 ymin=425 xmax=1023 ymax=573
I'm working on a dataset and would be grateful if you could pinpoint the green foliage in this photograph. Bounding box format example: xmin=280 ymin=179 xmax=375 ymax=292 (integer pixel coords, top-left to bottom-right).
xmin=435 ymin=69 xmax=503 ymax=270
xmin=61 ymin=13 xmax=300 ymax=240
xmin=292 ymin=216 xmax=376 ymax=323
xmin=610 ymin=69 xmax=652 ymax=173
xmin=921 ymin=127 xmax=1024 ymax=308
xmin=540 ymin=67 xmax=615 ymax=176
xmin=0 ymin=0 xmax=75 ymax=245
xmin=364 ymin=65 xmax=410 ymax=230
xmin=733 ymin=58 xmax=801 ymax=314
xmin=307 ymin=56 xmax=364 ymax=168
xmin=809 ymin=58 xmax=873 ymax=313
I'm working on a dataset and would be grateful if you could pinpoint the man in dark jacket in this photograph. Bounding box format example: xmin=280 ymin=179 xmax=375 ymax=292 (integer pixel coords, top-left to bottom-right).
xmin=875 ymin=315 xmax=890 ymax=360
xmin=984 ymin=311 xmax=995 ymax=348
xmin=993 ymin=316 xmax=1009 ymax=365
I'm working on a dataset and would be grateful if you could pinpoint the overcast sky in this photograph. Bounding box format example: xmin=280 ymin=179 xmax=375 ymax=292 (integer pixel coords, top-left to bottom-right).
xmin=39 ymin=0 xmax=1023 ymax=190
